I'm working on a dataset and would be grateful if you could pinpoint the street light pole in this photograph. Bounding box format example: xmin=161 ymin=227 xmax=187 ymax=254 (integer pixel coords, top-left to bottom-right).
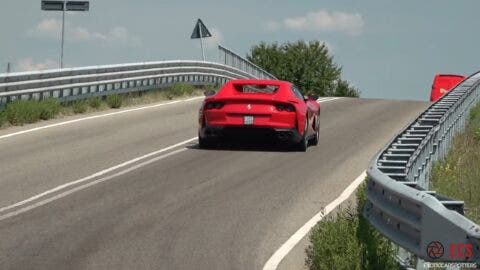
xmin=41 ymin=1 xmax=89 ymax=69
xmin=60 ymin=1 xmax=65 ymax=68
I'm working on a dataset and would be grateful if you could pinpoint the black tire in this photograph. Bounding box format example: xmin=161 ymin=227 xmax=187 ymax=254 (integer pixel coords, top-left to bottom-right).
xmin=310 ymin=116 xmax=320 ymax=146
xmin=198 ymin=135 xmax=216 ymax=149
xmin=296 ymin=120 xmax=309 ymax=152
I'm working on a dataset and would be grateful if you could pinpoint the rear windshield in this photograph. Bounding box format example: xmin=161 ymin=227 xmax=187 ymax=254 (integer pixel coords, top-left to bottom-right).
xmin=233 ymin=84 xmax=279 ymax=94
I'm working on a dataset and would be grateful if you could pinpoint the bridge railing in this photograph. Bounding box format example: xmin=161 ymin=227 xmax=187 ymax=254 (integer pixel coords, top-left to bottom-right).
xmin=0 ymin=47 xmax=276 ymax=106
xmin=217 ymin=44 xmax=277 ymax=80
xmin=364 ymin=72 xmax=480 ymax=265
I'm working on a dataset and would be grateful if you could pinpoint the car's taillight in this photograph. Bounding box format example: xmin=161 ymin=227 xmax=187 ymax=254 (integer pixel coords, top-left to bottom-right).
xmin=205 ymin=101 xmax=224 ymax=110
xmin=275 ymin=103 xmax=295 ymax=112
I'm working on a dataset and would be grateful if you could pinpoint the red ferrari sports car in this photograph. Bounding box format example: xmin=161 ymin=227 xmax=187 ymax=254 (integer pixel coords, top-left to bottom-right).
xmin=198 ymin=79 xmax=321 ymax=151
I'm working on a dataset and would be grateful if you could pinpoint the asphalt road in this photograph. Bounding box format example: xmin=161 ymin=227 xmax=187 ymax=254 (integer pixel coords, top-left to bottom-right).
xmin=0 ymin=97 xmax=428 ymax=270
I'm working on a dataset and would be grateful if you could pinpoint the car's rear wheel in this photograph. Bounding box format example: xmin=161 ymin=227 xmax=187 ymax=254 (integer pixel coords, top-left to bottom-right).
xmin=310 ymin=116 xmax=320 ymax=146
xmin=296 ymin=120 xmax=309 ymax=152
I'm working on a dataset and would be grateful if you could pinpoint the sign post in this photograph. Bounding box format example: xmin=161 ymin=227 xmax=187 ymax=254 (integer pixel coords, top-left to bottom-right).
xmin=41 ymin=1 xmax=89 ymax=69
xmin=190 ymin=19 xmax=212 ymax=61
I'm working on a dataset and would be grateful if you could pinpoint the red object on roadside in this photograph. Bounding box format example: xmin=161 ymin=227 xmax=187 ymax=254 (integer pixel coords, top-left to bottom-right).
xmin=430 ymin=74 xmax=465 ymax=102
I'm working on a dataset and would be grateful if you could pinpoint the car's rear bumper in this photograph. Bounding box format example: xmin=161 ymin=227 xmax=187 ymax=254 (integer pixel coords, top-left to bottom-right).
xmin=203 ymin=110 xmax=297 ymax=130
xmin=199 ymin=125 xmax=303 ymax=144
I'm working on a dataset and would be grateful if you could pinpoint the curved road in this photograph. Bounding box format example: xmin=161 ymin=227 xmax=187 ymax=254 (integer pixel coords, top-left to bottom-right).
xmin=0 ymin=97 xmax=428 ymax=270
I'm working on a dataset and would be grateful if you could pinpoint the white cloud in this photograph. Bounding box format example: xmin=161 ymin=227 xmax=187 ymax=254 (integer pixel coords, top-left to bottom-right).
xmin=34 ymin=18 xmax=62 ymax=38
xmin=16 ymin=58 xmax=58 ymax=71
xmin=269 ymin=10 xmax=364 ymax=36
xmin=28 ymin=18 xmax=141 ymax=46
xmin=70 ymin=26 xmax=91 ymax=41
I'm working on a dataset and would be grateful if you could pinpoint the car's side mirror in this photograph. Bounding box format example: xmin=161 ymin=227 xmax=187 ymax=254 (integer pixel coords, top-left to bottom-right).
xmin=308 ymin=94 xmax=319 ymax=101
xmin=204 ymin=90 xmax=216 ymax=96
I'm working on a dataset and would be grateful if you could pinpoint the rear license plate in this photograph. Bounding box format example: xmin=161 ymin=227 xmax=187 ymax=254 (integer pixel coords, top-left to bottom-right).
xmin=243 ymin=115 xmax=254 ymax=125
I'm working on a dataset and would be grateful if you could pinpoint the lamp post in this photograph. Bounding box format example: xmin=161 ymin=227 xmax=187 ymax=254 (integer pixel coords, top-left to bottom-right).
xmin=41 ymin=1 xmax=90 ymax=69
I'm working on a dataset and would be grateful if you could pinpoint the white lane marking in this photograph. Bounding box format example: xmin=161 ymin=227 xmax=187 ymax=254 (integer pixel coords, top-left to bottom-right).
xmin=316 ymin=97 xmax=328 ymax=102
xmin=317 ymin=97 xmax=340 ymax=103
xmin=262 ymin=171 xmax=367 ymax=270
xmin=0 ymin=147 xmax=188 ymax=222
xmin=0 ymin=96 xmax=203 ymax=140
xmin=0 ymin=137 xmax=197 ymax=215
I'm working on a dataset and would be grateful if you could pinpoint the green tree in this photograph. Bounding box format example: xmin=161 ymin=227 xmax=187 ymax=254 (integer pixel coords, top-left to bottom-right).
xmin=247 ymin=40 xmax=360 ymax=97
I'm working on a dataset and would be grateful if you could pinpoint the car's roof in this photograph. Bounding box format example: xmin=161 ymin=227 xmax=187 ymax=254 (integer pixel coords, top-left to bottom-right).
xmin=434 ymin=74 xmax=465 ymax=78
xmin=227 ymin=79 xmax=291 ymax=86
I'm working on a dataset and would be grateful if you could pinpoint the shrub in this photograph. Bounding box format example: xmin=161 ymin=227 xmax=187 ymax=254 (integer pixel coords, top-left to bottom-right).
xmin=0 ymin=111 xmax=6 ymax=127
xmin=474 ymin=128 xmax=480 ymax=141
xmin=161 ymin=89 xmax=176 ymax=100
xmin=106 ymin=94 xmax=122 ymax=108
xmin=5 ymin=100 xmax=42 ymax=125
xmin=171 ymin=83 xmax=195 ymax=96
xmin=306 ymin=206 xmax=362 ymax=270
xmin=200 ymin=84 xmax=219 ymax=96
xmin=88 ymin=96 xmax=101 ymax=109
xmin=305 ymin=183 xmax=398 ymax=270
xmin=38 ymin=98 xmax=60 ymax=120
xmin=72 ymin=100 xmax=88 ymax=114
xmin=203 ymin=84 xmax=219 ymax=93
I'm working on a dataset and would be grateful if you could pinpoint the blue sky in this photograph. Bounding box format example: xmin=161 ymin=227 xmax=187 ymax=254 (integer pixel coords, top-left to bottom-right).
xmin=1 ymin=0 xmax=479 ymax=100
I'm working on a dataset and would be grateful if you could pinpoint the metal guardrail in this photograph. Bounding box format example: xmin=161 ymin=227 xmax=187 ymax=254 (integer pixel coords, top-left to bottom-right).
xmin=218 ymin=44 xmax=277 ymax=80
xmin=364 ymin=71 xmax=480 ymax=265
xmin=0 ymin=46 xmax=276 ymax=106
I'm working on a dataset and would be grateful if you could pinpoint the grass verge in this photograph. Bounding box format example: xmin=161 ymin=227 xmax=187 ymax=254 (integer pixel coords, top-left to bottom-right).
xmin=5 ymin=98 xmax=61 ymax=125
xmin=0 ymin=84 xmax=217 ymax=129
xmin=106 ymin=94 xmax=122 ymax=108
xmin=72 ymin=100 xmax=88 ymax=114
xmin=305 ymin=182 xmax=399 ymax=270
xmin=0 ymin=110 xmax=6 ymax=127
xmin=430 ymin=102 xmax=480 ymax=224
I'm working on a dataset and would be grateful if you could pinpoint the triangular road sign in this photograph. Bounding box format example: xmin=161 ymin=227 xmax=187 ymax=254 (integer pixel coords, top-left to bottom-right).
xmin=191 ymin=19 xmax=212 ymax=39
